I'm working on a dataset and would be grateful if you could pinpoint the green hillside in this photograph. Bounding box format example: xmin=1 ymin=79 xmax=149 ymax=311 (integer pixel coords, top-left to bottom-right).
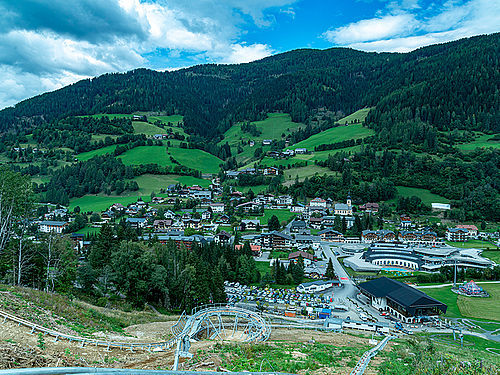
xmin=221 ymin=113 xmax=304 ymax=147
xmin=76 ymin=145 xmax=117 ymax=161
xmin=118 ymin=146 xmax=222 ymax=173
xmin=291 ymin=123 xmax=374 ymax=150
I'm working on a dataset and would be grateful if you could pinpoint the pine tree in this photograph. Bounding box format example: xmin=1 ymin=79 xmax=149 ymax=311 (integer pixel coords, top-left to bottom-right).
xmin=325 ymin=258 xmax=336 ymax=280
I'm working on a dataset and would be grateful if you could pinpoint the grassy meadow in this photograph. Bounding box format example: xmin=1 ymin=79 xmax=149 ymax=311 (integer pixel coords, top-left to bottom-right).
xmin=337 ymin=107 xmax=372 ymax=125
xmin=118 ymin=146 xmax=222 ymax=173
xmin=423 ymin=283 xmax=500 ymax=321
xmin=458 ymin=133 xmax=500 ymax=151
xmin=393 ymin=186 xmax=450 ymax=205
xmin=76 ymin=145 xmax=118 ymax=161
xmin=221 ymin=113 xmax=305 ymax=147
xmin=69 ymin=195 xmax=151 ymax=213
xmin=290 ymin=123 xmax=374 ymax=151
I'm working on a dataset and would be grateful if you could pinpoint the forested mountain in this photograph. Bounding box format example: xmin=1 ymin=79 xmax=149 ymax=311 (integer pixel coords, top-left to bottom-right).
xmin=1 ymin=33 xmax=499 ymax=140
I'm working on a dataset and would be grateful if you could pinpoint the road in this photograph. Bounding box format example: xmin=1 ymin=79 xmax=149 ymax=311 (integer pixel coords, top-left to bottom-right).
xmin=319 ymin=241 xmax=358 ymax=302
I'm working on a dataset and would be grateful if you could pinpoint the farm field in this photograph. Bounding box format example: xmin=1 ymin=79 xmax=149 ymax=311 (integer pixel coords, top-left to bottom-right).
xmin=118 ymin=146 xmax=222 ymax=173
xmin=76 ymin=145 xmax=117 ymax=161
xmin=290 ymin=123 xmax=374 ymax=151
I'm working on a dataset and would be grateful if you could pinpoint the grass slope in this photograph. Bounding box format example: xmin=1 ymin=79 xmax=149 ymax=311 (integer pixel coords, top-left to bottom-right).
xmin=337 ymin=108 xmax=372 ymax=125
xmin=290 ymin=123 xmax=374 ymax=151
xmin=148 ymin=115 xmax=184 ymax=124
xmin=457 ymin=283 xmax=500 ymax=321
xmin=69 ymin=174 xmax=210 ymax=212
xmin=132 ymin=122 xmax=167 ymax=135
xmin=76 ymin=145 xmax=117 ymax=161
xmin=458 ymin=133 xmax=500 ymax=151
xmin=118 ymin=146 xmax=222 ymax=173
xmin=221 ymin=113 xmax=304 ymax=147
xmin=395 ymin=186 xmax=450 ymax=205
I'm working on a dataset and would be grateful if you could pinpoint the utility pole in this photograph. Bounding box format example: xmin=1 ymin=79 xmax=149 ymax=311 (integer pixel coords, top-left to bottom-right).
xmin=454 ymin=260 xmax=457 ymax=287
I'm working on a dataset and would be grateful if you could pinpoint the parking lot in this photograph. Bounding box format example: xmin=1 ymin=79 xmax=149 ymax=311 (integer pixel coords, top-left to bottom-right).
xmin=224 ymin=281 xmax=333 ymax=309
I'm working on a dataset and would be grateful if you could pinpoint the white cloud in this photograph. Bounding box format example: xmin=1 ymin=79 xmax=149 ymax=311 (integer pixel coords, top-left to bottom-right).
xmin=324 ymin=0 xmax=500 ymax=52
xmin=0 ymin=0 xmax=297 ymax=109
xmin=222 ymin=43 xmax=274 ymax=64
xmin=323 ymin=14 xmax=419 ymax=44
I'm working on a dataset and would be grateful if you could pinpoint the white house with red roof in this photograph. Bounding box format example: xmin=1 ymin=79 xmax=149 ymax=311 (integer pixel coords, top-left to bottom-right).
xmin=310 ymin=198 xmax=327 ymax=209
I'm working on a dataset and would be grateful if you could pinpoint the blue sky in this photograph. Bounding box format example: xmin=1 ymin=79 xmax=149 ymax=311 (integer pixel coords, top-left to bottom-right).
xmin=0 ymin=0 xmax=499 ymax=109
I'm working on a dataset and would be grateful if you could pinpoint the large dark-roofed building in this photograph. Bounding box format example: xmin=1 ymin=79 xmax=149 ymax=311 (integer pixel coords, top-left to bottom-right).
xmin=358 ymin=277 xmax=447 ymax=323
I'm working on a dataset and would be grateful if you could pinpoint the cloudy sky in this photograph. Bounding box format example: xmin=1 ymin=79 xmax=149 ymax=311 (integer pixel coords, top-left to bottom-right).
xmin=0 ymin=0 xmax=499 ymax=110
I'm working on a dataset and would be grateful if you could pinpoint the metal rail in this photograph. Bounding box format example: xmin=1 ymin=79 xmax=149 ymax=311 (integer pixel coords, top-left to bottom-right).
xmin=0 ymin=368 xmax=296 ymax=375
xmin=349 ymin=335 xmax=394 ymax=375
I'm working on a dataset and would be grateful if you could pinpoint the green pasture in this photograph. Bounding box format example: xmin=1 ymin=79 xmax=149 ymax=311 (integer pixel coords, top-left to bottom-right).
xmin=131 ymin=174 xmax=210 ymax=194
xmin=118 ymin=146 xmax=223 ymax=173
xmin=75 ymin=226 xmax=101 ymax=236
xmin=132 ymin=122 xmax=166 ymax=135
xmin=220 ymin=113 xmax=304 ymax=147
xmin=148 ymin=115 xmax=184 ymax=124
xmin=257 ymin=209 xmax=296 ymax=225
xmin=337 ymin=108 xmax=372 ymax=125
xmin=282 ymin=165 xmax=336 ymax=186
xmin=458 ymin=134 xmax=500 ymax=151
xmin=394 ymin=186 xmax=450 ymax=205
xmin=91 ymin=134 xmax=119 ymax=142
xmin=86 ymin=114 xmax=133 ymax=120
xmin=69 ymin=195 xmax=151 ymax=213
xmin=75 ymin=145 xmax=117 ymax=161
xmin=290 ymin=123 xmax=374 ymax=151
xmin=236 ymin=185 xmax=269 ymax=195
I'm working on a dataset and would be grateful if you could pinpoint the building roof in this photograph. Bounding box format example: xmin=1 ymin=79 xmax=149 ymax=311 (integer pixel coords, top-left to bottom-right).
xmin=457 ymin=225 xmax=478 ymax=231
xmin=289 ymin=250 xmax=314 ymax=261
xmin=358 ymin=277 xmax=447 ymax=315
xmin=318 ymin=228 xmax=343 ymax=236
xmin=334 ymin=203 xmax=350 ymax=210
xmin=39 ymin=221 xmax=67 ymax=226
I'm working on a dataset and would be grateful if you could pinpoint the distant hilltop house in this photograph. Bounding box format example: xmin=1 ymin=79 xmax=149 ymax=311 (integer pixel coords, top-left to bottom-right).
xmin=294 ymin=148 xmax=308 ymax=154
xmin=126 ymin=217 xmax=147 ymax=228
xmin=262 ymin=139 xmax=272 ymax=145
xmin=432 ymin=203 xmax=451 ymax=210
